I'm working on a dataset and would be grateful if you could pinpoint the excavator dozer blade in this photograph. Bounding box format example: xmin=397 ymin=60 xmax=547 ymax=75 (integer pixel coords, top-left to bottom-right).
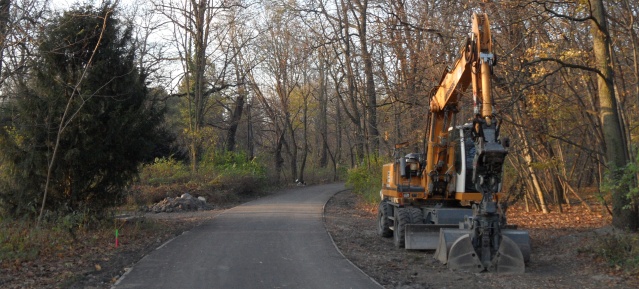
xmin=405 ymin=224 xmax=459 ymax=250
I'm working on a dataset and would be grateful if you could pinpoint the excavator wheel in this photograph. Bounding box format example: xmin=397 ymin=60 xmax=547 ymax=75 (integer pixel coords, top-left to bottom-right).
xmin=393 ymin=208 xmax=411 ymax=248
xmin=377 ymin=201 xmax=393 ymax=238
xmin=408 ymin=207 xmax=424 ymax=224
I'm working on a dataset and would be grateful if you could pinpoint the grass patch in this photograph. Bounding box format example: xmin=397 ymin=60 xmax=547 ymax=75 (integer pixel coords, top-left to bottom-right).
xmin=1 ymin=212 xmax=136 ymax=265
xmin=0 ymin=219 xmax=46 ymax=262
xmin=0 ymin=212 xmax=193 ymax=288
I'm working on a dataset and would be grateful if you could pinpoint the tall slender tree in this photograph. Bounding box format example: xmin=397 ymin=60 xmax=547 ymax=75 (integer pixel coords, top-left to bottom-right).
xmin=590 ymin=0 xmax=638 ymax=230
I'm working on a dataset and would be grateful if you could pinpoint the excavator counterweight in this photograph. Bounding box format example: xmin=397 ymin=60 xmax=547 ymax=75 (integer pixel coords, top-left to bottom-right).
xmin=378 ymin=13 xmax=530 ymax=273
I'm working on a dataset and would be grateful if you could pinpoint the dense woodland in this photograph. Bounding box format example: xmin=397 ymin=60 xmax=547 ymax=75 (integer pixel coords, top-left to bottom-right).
xmin=0 ymin=0 xmax=637 ymax=229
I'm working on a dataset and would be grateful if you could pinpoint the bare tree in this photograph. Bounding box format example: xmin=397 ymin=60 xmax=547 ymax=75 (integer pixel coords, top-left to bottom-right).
xmin=153 ymin=0 xmax=239 ymax=173
xmin=589 ymin=0 xmax=637 ymax=230
xmin=0 ymin=0 xmax=11 ymax=82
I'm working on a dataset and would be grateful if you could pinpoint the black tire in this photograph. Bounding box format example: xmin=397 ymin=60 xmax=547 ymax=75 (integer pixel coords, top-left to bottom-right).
xmin=377 ymin=201 xmax=393 ymax=238
xmin=393 ymin=208 xmax=411 ymax=248
xmin=408 ymin=207 xmax=424 ymax=224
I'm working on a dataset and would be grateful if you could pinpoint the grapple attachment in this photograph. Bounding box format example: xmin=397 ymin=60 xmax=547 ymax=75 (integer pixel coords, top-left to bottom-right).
xmin=433 ymin=228 xmax=530 ymax=273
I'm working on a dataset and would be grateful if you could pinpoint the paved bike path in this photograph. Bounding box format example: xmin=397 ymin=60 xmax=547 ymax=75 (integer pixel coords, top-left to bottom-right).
xmin=114 ymin=183 xmax=381 ymax=289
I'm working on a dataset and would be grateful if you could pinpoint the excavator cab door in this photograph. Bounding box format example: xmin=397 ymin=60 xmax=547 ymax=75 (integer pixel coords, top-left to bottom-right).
xmin=454 ymin=124 xmax=477 ymax=194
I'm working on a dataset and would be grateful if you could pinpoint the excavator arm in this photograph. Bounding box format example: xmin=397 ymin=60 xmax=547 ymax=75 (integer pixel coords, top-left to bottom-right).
xmin=430 ymin=13 xmax=493 ymax=115
xmin=424 ymin=13 xmax=495 ymax=199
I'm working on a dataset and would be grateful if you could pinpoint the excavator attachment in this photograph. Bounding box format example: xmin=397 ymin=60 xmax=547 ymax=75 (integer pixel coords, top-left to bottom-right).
xmin=433 ymin=228 xmax=531 ymax=273
xmin=433 ymin=229 xmax=467 ymax=263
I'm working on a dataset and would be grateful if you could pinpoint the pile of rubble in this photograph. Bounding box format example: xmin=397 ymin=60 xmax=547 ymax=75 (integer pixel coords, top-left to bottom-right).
xmin=145 ymin=193 xmax=213 ymax=213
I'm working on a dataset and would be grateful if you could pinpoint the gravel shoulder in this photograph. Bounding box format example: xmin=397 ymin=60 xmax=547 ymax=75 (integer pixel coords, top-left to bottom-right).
xmin=323 ymin=190 xmax=639 ymax=289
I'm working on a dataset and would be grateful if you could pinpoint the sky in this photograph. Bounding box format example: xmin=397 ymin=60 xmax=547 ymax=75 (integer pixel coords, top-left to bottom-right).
xmin=50 ymin=0 xmax=141 ymax=12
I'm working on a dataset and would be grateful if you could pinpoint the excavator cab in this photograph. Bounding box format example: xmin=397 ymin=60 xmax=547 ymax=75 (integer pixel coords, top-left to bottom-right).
xmin=400 ymin=153 xmax=423 ymax=178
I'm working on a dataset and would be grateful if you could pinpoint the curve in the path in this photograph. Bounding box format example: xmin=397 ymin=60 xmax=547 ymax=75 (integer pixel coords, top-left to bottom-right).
xmin=113 ymin=183 xmax=382 ymax=289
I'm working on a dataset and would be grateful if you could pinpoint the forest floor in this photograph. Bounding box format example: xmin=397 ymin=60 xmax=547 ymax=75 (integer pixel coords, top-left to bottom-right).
xmin=0 ymin=190 xmax=262 ymax=289
xmin=0 ymin=210 xmax=224 ymax=289
xmin=325 ymin=190 xmax=639 ymax=289
xmin=2 ymin=188 xmax=638 ymax=288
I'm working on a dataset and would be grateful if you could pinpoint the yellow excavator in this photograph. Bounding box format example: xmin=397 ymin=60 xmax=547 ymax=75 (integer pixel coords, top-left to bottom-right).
xmin=378 ymin=13 xmax=530 ymax=273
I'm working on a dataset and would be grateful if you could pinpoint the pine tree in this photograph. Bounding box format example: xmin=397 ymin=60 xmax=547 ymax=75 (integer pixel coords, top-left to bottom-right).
xmin=0 ymin=3 xmax=165 ymax=217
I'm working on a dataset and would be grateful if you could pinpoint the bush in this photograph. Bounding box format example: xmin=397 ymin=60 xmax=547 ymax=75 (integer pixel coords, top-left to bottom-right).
xmin=600 ymin=151 xmax=639 ymax=211
xmin=130 ymin=151 xmax=269 ymax=207
xmin=209 ymin=151 xmax=267 ymax=181
xmin=206 ymin=151 xmax=268 ymax=196
xmin=0 ymin=211 xmax=110 ymax=263
xmin=346 ymin=159 xmax=384 ymax=204
xmin=138 ymin=157 xmax=191 ymax=185
xmin=593 ymin=232 xmax=639 ymax=274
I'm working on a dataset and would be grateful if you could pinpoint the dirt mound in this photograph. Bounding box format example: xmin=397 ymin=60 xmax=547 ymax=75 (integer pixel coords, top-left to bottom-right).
xmin=144 ymin=193 xmax=213 ymax=213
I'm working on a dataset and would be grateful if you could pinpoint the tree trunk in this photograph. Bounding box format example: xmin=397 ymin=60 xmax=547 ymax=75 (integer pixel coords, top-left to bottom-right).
xmin=298 ymin=89 xmax=309 ymax=184
xmin=524 ymin=153 xmax=548 ymax=213
xmin=336 ymin=99 xmax=343 ymax=170
xmin=286 ymin=113 xmax=298 ymax=183
xmin=226 ymin=73 xmax=246 ymax=152
xmin=545 ymin=142 xmax=564 ymax=212
xmin=246 ymin=101 xmax=254 ymax=160
xmin=226 ymin=20 xmax=247 ymax=153
xmin=623 ymin=0 xmax=639 ymax=112
xmin=354 ymin=0 xmax=379 ymax=157
xmin=318 ymin=49 xmax=329 ymax=168
xmin=338 ymin=0 xmax=364 ymax=163
xmin=516 ymin=103 xmax=549 ymax=213
xmin=0 ymin=0 xmax=10 ymax=81
xmin=183 ymin=0 xmax=210 ymax=174
xmin=591 ymin=0 xmax=638 ymax=230
xmin=275 ymin=131 xmax=285 ymax=183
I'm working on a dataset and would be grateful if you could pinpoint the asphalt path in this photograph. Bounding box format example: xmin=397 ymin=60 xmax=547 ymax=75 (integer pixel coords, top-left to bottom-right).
xmin=113 ymin=183 xmax=382 ymax=289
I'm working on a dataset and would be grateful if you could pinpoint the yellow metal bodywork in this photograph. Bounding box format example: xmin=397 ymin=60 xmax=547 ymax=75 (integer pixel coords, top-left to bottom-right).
xmin=381 ymin=163 xmax=425 ymax=205
xmin=381 ymin=161 xmax=500 ymax=204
